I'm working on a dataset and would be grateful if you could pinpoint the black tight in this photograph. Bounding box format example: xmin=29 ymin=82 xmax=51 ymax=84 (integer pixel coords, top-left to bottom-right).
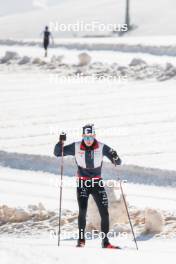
xmin=77 ymin=180 xmax=109 ymax=243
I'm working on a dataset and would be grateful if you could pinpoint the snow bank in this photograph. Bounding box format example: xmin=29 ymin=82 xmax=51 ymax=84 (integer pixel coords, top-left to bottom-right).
xmin=87 ymin=182 xmax=169 ymax=236
xmin=144 ymin=208 xmax=164 ymax=234
xmin=78 ymin=52 xmax=92 ymax=66
xmin=0 ymin=199 xmax=175 ymax=238
xmin=1 ymin=151 xmax=176 ymax=187
xmin=18 ymin=56 xmax=31 ymax=65
xmin=0 ymin=50 xmax=176 ymax=81
xmin=0 ymin=203 xmax=55 ymax=225
xmin=1 ymin=38 xmax=176 ymax=57
xmin=87 ymin=180 xmax=129 ymax=231
xmin=0 ymin=203 xmax=77 ymax=235
xmin=0 ymin=51 xmax=19 ymax=63
xmin=0 ymin=166 xmax=175 ymax=238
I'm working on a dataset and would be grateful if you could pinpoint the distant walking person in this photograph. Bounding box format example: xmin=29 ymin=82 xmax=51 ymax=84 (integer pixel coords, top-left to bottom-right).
xmin=42 ymin=26 xmax=54 ymax=57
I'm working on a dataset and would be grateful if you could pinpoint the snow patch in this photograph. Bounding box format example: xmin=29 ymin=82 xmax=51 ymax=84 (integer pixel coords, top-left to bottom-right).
xmin=18 ymin=56 xmax=31 ymax=65
xmin=129 ymin=58 xmax=147 ymax=67
xmin=144 ymin=208 xmax=165 ymax=234
xmin=0 ymin=51 xmax=19 ymax=63
xmin=87 ymin=181 xmax=129 ymax=232
xmin=78 ymin=52 xmax=92 ymax=66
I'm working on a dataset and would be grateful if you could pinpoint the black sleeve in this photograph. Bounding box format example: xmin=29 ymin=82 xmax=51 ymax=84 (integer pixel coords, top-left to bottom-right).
xmin=103 ymin=144 xmax=122 ymax=165
xmin=54 ymin=142 xmax=75 ymax=157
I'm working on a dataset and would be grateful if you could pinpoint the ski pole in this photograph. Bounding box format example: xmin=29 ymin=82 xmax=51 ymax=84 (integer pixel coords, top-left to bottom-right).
xmin=58 ymin=132 xmax=66 ymax=247
xmin=118 ymin=178 xmax=138 ymax=250
xmin=114 ymin=162 xmax=138 ymax=250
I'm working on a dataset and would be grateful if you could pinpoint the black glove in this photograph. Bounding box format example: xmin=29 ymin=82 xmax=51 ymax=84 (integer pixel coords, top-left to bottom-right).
xmin=110 ymin=149 xmax=122 ymax=165
xmin=59 ymin=132 xmax=67 ymax=142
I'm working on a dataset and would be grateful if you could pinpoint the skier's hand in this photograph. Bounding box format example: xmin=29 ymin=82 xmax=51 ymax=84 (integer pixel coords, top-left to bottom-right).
xmin=110 ymin=149 xmax=122 ymax=165
xmin=59 ymin=132 xmax=67 ymax=142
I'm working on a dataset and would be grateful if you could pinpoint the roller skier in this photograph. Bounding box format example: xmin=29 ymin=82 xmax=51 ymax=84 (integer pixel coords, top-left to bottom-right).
xmin=54 ymin=124 xmax=122 ymax=249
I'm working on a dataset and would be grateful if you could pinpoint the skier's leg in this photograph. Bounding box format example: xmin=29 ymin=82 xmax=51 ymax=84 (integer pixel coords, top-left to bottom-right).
xmin=91 ymin=183 xmax=109 ymax=245
xmin=77 ymin=183 xmax=89 ymax=241
xmin=44 ymin=41 xmax=48 ymax=57
xmin=92 ymin=183 xmax=121 ymax=249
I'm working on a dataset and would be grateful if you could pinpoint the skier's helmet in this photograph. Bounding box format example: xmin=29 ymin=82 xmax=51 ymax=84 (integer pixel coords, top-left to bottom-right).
xmin=82 ymin=124 xmax=95 ymax=136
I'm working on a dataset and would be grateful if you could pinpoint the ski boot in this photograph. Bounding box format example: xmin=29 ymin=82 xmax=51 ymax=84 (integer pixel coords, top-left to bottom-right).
xmin=76 ymin=239 xmax=85 ymax=248
xmin=102 ymin=241 xmax=121 ymax=249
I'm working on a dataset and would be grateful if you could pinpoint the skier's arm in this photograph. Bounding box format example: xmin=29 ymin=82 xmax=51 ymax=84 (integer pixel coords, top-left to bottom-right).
xmin=103 ymin=144 xmax=122 ymax=165
xmin=54 ymin=142 xmax=75 ymax=157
